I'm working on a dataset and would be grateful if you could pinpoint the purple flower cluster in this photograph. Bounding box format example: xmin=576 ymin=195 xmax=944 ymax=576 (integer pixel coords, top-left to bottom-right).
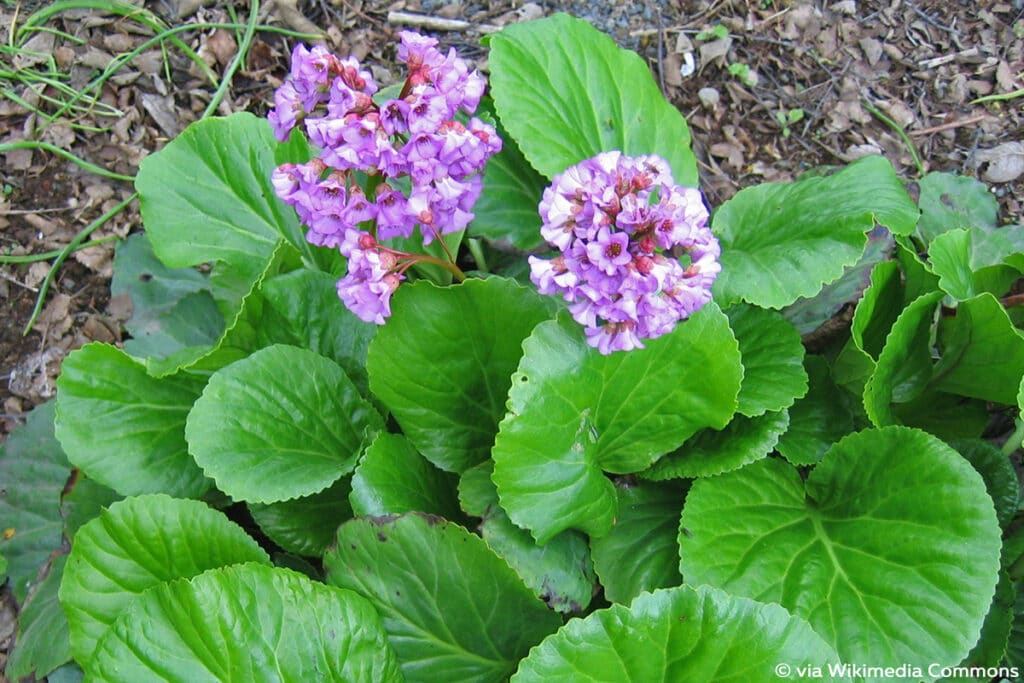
xmin=268 ymin=34 xmax=501 ymax=324
xmin=529 ymin=152 xmax=720 ymax=354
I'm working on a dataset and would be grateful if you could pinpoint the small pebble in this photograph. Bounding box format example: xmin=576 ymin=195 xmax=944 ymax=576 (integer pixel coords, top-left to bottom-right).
xmin=698 ymin=87 xmax=720 ymax=109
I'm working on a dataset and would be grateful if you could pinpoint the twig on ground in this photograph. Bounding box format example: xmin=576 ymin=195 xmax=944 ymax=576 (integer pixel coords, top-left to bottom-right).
xmin=917 ymin=47 xmax=978 ymax=69
xmin=908 ymin=113 xmax=997 ymax=137
xmin=386 ymin=11 xmax=499 ymax=33
xmin=0 ymin=270 xmax=39 ymax=292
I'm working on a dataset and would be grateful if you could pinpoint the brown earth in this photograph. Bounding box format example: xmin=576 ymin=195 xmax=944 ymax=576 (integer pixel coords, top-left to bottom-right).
xmin=0 ymin=0 xmax=1022 ymax=676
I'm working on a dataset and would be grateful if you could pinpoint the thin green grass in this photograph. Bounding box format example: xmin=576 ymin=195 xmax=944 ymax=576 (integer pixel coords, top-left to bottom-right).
xmin=1 ymin=2 xmax=316 ymax=334
xmin=22 ymin=194 xmax=137 ymax=334
xmin=0 ymin=236 xmax=119 ymax=264
xmin=203 ymin=0 xmax=260 ymax=118
xmin=862 ymin=98 xmax=926 ymax=178
xmin=0 ymin=141 xmax=135 ymax=181
xmin=14 ymin=0 xmax=219 ymax=86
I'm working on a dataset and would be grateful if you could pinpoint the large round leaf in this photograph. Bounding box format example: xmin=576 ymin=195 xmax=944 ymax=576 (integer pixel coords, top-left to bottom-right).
xmin=459 ymin=462 xmax=596 ymax=613
xmin=186 ymin=344 xmax=383 ymax=503
xmin=324 ymin=514 xmax=561 ymax=683
xmin=5 ymin=554 xmax=70 ymax=679
xmin=727 ymin=304 xmax=807 ymax=417
xmin=775 ymin=355 xmax=855 ymax=466
xmin=863 ymin=291 xmax=944 ymax=426
xmin=470 ymin=117 xmax=548 ymax=251
xmin=248 ymin=476 xmax=353 ymax=557
xmin=642 ymin=410 xmax=789 ymax=480
xmin=933 ymin=293 xmax=1024 ymax=405
xmin=111 ymin=232 xmax=224 ymax=363
xmin=55 ymin=343 xmax=210 ymax=498
xmin=680 ymin=427 xmax=1002 ymax=680
xmin=492 ymin=305 xmax=742 ymax=543
xmin=59 ymin=494 xmax=270 ymax=666
xmin=88 ymin=563 xmax=402 ymax=682
xmin=831 ymin=259 xmax=903 ymax=393
xmin=512 ymin=585 xmax=845 ymax=682
xmin=257 ymin=269 xmax=377 ymax=396
xmin=349 ymin=432 xmax=461 ymax=519
xmin=136 ymin=112 xmax=306 ymax=310
xmin=489 ymin=13 xmax=697 ymax=185
xmin=916 ymin=171 xmax=998 ymax=245
xmin=366 ymin=277 xmax=554 ymax=473
xmin=712 ymin=155 xmax=919 ymax=309
xmin=0 ymin=401 xmax=68 ymax=604
xmin=952 ymin=439 xmax=1020 ymax=529
xmin=589 ymin=480 xmax=683 ymax=605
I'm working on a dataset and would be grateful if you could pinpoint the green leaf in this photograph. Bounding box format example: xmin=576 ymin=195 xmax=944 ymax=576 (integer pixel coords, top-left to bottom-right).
xmin=489 ymin=13 xmax=697 ymax=185
xmin=831 ymin=260 xmax=904 ymax=394
xmin=59 ymin=494 xmax=271 ymax=666
xmin=680 ymin=427 xmax=1002 ymax=678
xmin=896 ymin=236 xmax=941 ymax=303
xmin=932 ymin=293 xmax=1024 ymax=404
xmin=367 ymin=277 xmax=555 ymax=473
xmin=953 ymin=439 xmax=1020 ymax=529
xmin=776 ymin=356 xmax=855 ymax=466
xmin=60 ymin=475 xmax=121 ymax=541
xmin=54 ymin=343 xmax=210 ymax=498
xmin=135 ymin=112 xmax=299 ymax=311
xmin=111 ymin=233 xmax=224 ymax=362
xmin=324 ymin=514 xmax=562 ymax=683
xmin=642 ymin=410 xmax=789 ymax=480
xmin=941 ymin=572 xmax=1015 ymax=682
xmin=0 ymin=402 xmax=68 ymax=604
xmin=512 ymin=585 xmax=846 ymax=682
xmin=459 ymin=462 xmax=596 ymax=613
xmin=143 ymin=239 xmax=302 ymax=377
xmin=493 ymin=304 xmax=742 ymax=543
xmin=470 ymin=119 xmax=548 ymax=251
xmin=782 ymin=227 xmax=892 ymax=335
xmin=712 ymin=155 xmax=919 ymax=309
xmin=6 ymin=554 xmax=70 ymax=679
xmin=929 ymin=227 xmax=1024 ymax=300
xmin=349 ymin=432 xmax=461 ymax=519
xmin=863 ymin=291 xmax=944 ymax=426
xmin=45 ymin=664 xmax=83 ymax=682
xmin=256 ymin=269 xmax=376 ymax=397
xmin=1005 ymin=579 xmax=1024 ymax=670
xmin=890 ymin=390 xmax=989 ymax=441
xmin=852 ymin=259 xmax=905 ymax=359
xmin=248 ymin=477 xmax=352 ymax=557
xmin=88 ymin=563 xmax=402 ymax=682
xmin=916 ymin=171 xmax=998 ymax=245
xmin=727 ymin=304 xmax=807 ymax=417
xmin=589 ymin=480 xmax=683 ymax=604
xmin=186 ymin=344 xmax=383 ymax=503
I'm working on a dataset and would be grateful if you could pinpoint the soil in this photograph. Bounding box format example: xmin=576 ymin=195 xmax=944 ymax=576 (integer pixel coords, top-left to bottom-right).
xmin=0 ymin=0 xmax=1022 ymax=670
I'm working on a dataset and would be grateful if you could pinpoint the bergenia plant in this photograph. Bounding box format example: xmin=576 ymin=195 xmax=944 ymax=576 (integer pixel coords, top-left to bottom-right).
xmin=5 ymin=12 xmax=1024 ymax=683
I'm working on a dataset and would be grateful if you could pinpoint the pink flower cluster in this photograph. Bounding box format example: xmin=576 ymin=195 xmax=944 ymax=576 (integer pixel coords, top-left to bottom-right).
xmin=529 ymin=152 xmax=720 ymax=354
xmin=268 ymin=34 xmax=501 ymax=324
